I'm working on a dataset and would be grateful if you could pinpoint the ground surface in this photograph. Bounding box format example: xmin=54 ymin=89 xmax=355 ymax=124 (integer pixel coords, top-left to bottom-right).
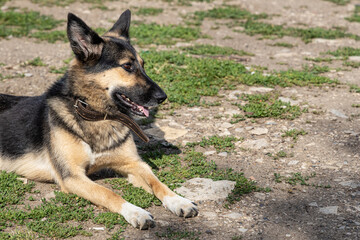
xmin=1 ymin=0 xmax=360 ymax=239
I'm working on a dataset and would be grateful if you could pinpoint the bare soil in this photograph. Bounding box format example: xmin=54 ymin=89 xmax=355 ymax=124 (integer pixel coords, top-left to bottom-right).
xmin=1 ymin=0 xmax=360 ymax=239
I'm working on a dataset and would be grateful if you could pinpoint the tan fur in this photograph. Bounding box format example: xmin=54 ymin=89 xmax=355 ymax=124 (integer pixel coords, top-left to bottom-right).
xmin=103 ymin=31 xmax=128 ymax=41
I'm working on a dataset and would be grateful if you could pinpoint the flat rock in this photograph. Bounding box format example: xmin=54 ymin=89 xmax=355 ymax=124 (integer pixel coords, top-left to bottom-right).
xmin=319 ymin=206 xmax=338 ymax=215
xmin=204 ymin=151 xmax=216 ymax=156
xmin=248 ymin=87 xmax=274 ymax=93
xmin=144 ymin=126 xmax=188 ymax=141
xmin=249 ymin=127 xmax=268 ymax=135
xmin=238 ymin=139 xmax=269 ymax=150
xmin=254 ymin=192 xmax=266 ymax=200
xmin=348 ymin=56 xmax=360 ymax=62
xmin=228 ymin=90 xmax=244 ymax=100
xmin=224 ymin=212 xmax=243 ymax=219
xmin=175 ymin=178 xmax=236 ymax=201
xmin=339 ymin=181 xmax=360 ymax=189
xmin=330 ymin=109 xmax=348 ymax=119
xmin=278 ymin=97 xmax=300 ymax=106
xmin=218 ymin=152 xmax=228 ymax=157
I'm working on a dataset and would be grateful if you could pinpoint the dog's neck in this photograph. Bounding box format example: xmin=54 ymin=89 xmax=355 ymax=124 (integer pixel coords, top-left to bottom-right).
xmin=74 ymin=99 xmax=149 ymax=143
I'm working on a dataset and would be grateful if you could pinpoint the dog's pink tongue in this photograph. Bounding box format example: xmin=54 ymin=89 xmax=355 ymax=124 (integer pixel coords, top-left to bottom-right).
xmin=139 ymin=106 xmax=149 ymax=117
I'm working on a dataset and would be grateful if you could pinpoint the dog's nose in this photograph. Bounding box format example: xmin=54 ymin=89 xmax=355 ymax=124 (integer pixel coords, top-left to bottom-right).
xmin=155 ymin=91 xmax=167 ymax=104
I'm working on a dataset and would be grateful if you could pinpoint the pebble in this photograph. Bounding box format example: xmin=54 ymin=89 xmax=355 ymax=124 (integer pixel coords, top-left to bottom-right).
xmin=92 ymin=227 xmax=105 ymax=231
xmin=288 ymin=160 xmax=299 ymax=166
xmin=238 ymin=228 xmax=248 ymax=233
xmin=249 ymin=127 xmax=268 ymax=135
xmin=254 ymin=192 xmax=266 ymax=201
xmin=24 ymin=73 xmax=33 ymax=77
xmin=248 ymin=87 xmax=274 ymax=93
xmin=330 ymin=109 xmax=348 ymax=119
xmin=221 ymin=122 xmax=233 ymax=129
xmin=339 ymin=181 xmax=360 ymax=189
xmin=319 ymin=206 xmax=338 ymax=215
xmin=309 ymin=202 xmax=318 ymax=207
xmin=204 ymin=151 xmax=216 ymax=156
xmin=218 ymin=152 xmax=228 ymax=157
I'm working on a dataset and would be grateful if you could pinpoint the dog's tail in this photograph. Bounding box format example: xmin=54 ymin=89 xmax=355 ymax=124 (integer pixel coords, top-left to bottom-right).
xmin=0 ymin=94 xmax=30 ymax=113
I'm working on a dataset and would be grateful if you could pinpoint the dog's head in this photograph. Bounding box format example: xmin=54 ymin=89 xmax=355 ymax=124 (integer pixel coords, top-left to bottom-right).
xmin=66 ymin=10 xmax=166 ymax=118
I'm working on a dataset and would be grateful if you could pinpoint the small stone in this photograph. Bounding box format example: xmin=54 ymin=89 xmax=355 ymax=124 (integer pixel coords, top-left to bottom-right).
xmin=286 ymin=234 xmax=291 ymax=237
xmin=248 ymin=87 xmax=274 ymax=93
xmin=349 ymin=56 xmax=360 ymax=62
xmin=339 ymin=181 xmax=360 ymax=189
xmin=218 ymin=152 xmax=228 ymax=157
xmin=219 ymin=129 xmax=231 ymax=136
xmin=24 ymin=73 xmax=33 ymax=77
xmin=238 ymin=139 xmax=269 ymax=150
xmin=278 ymin=97 xmax=299 ymax=106
xmin=204 ymin=151 xmax=216 ymax=156
xmin=224 ymin=212 xmax=243 ymax=219
xmin=308 ymin=202 xmax=318 ymax=207
xmin=265 ymin=121 xmax=277 ymax=125
xmin=92 ymin=227 xmax=105 ymax=231
xmin=330 ymin=109 xmax=348 ymax=119
xmin=255 ymin=158 xmax=263 ymax=163
xmin=288 ymin=160 xmax=299 ymax=166
xmin=249 ymin=128 xmax=268 ymax=135
xmin=157 ymin=220 xmax=170 ymax=227
xmin=319 ymin=206 xmax=338 ymax=215
xmin=238 ymin=228 xmax=248 ymax=233
xmin=254 ymin=192 xmax=266 ymax=201
xmin=221 ymin=122 xmax=233 ymax=129
xmin=44 ymin=191 xmax=56 ymax=201
xmin=205 ymin=230 xmax=213 ymax=235
xmin=228 ymin=90 xmax=244 ymax=100
xmin=235 ymin=128 xmax=244 ymax=133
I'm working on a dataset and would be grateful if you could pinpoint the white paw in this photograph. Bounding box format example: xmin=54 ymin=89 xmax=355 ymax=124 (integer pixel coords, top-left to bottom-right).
xmin=120 ymin=202 xmax=155 ymax=230
xmin=162 ymin=195 xmax=198 ymax=218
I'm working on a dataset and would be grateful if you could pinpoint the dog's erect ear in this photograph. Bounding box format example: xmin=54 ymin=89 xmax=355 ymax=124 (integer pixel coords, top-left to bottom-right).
xmin=67 ymin=13 xmax=104 ymax=62
xmin=108 ymin=9 xmax=131 ymax=39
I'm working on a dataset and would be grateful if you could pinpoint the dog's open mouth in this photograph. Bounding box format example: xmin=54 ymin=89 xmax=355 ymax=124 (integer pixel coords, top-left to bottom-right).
xmin=116 ymin=93 xmax=149 ymax=117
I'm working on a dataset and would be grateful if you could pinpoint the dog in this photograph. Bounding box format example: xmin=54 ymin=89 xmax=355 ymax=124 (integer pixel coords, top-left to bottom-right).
xmin=0 ymin=10 xmax=198 ymax=230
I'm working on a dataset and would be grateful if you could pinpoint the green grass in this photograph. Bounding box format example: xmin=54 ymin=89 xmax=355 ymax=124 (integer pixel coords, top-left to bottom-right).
xmin=181 ymin=44 xmax=254 ymax=56
xmin=274 ymin=172 xmax=316 ymax=186
xmin=324 ymin=46 xmax=360 ymax=57
xmin=352 ymin=104 xmax=360 ymax=108
xmin=349 ymin=84 xmax=360 ymax=93
xmin=305 ymin=57 xmax=333 ymax=63
xmin=0 ymin=10 xmax=62 ymax=38
xmin=26 ymin=57 xmax=47 ymax=67
xmin=30 ymin=0 xmax=116 ymax=9
xmin=343 ymin=61 xmax=360 ymax=68
xmin=240 ymin=20 xmax=360 ymax=43
xmin=268 ymin=42 xmax=295 ymax=48
xmin=282 ymin=129 xmax=307 ymax=142
xmin=186 ymin=136 xmax=239 ymax=152
xmin=49 ymin=66 xmax=68 ymax=74
xmin=143 ymin=50 xmax=337 ymax=107
xmin=193 ymin=6 xmax=268 ymax=21
xmin=136 ymin=7 xmax=163 ymax=16
xmin=131 ymin=23 xmax=204 ymax=46
xmin=230 ymin=114 xmax=246 ymax=124
xmin=0 ymin=73 xmax=25 ymax=81
xmin=345 ymin=4 xmax=360 ymax=23
xmin=323 ymin=0 xmax=350 ymax=5
xmin=238 ymin=93 xmax=303 ymax=120
xmin=155 ymin=228 xmax=200 ymax=240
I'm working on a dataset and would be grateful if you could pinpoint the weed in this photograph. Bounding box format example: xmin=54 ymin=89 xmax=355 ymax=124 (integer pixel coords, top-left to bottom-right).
xmin=193 ymin=6 xmax=268 ymax=21
xmin=349 ymin=84 xmax=360 ymax=93
xmin=240 ymin=20 xmax=360 ymax=43
xmin=346 ymin=5 xmax=360 ymax=23
xmin=0 ymin=10 xmax=62 ymax=38
xmin=325 ymin=47 xmax=360 ymax=57
xmin=343 ymin=61 xmax=360 ymax=68
xmin=351 ymin=104 xmax=360 ymax=108
xmin=155 ymin=227 xmax=200 ymax=240
xmin=31 ymin=0 xmax=115 ymax=9
xmin=238 ymin=93 xmax=303 ymax=120
xmin=282 ymin=129 xmax=307 ymax=142
xmin=131 ymin=23 xmax=204 ymax=46
xmin=136 ymin=7 xmax=163 ymax=16
xmin=268 ymin=42 xmax=295 ymax=48
xmin=26 ymin=57 xmax=47 ymax=67
xmin=305 ymin=57 xmax=333 ymax=63
xmin=230 ymin=114 xmax=246 ymax=124
xmin=181 ymin=44 xmax=254 ymax=56
xmin=30 ymin=30 xmax=68 ymax=43
xmin=323 ymin=0 xmax=350 ymax=5
xmin=0 ymin=73 xmax=25 ymax=81
xmin=274 ymin=172 xmax=316 ymax=186
xmin=186 ymin=135 xmax=239 ymax=152
xmin=49 ymin=66 xmax=68 ymax=74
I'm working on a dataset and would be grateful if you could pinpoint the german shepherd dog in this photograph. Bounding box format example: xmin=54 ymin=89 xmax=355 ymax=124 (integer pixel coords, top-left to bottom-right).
xmin=0 ymin=10 xmax=198 ymax=229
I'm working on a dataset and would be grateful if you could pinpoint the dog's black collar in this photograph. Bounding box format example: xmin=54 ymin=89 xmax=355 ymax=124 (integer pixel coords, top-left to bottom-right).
xmin=74 ymin=99 xmax=149 ymax=143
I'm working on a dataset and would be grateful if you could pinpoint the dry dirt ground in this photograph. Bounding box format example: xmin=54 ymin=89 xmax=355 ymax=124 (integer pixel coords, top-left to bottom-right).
xmin=1 ymin=0 xmax=360 ymax=239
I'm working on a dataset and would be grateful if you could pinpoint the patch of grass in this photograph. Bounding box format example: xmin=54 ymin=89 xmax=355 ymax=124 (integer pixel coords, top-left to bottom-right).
xmin=155 ymin=227 xmax=200 ymax=240
xmin=143 ymin=50 xmax=337 ymax=107
xmin=136 ymin=7 xmax=163 ymax=16
xmin=30 ymin=30 xmax=68 ymax=43
xmin=238 ymin=93 xmax=303 ymax=120
xmin=345 ymin=4 xmax=360 ymax=23
xmin=349 ymin=84 xmax=360 ymax=93
xmin=193 ymin=6 xmax=268 ymax=21
xmin=131 ymin=23 xmax=204 ymax=46
xmin=0 ymin=171 xmax=35 ymax=207
xmin=0 ymin=10 xmax=62 ymax=38
xmin=351 ymin=104 xmax=360 ymax=108
xmin=282 ymin=129 xmax=307 ymax=142
xmin=31 ymin=0 xmax=116 ymax=9
xmin=240 ymin=20 xmax=360 ymax=43
xmin=325 ymin=46 xmax=360 ymax=57
xmin=274 ymin=172 xmax=316 ymax=186
xmin=181 ymin=44 xmax=254 ymax=56
xmin=25 ymin=57 xmax=47 ymax=67
xmin=268 ymin=42 xmax=295 ymax=48
xmin=0 ymin=73 xmax=25 ymax=81
xmin=305 ymin=57 xmax=333 ymax=63
xmin=343 ymin=61 xmax=360 ymax=68
xmin=49 ymin=66 xmax=68 ymax=74
xmin=186 ymin=135 xmax=239 ymax=152
xmin=230 ymin=114 xmax=246 ymax=124
xmin=323 ymin=0 xmax=350 ymax=5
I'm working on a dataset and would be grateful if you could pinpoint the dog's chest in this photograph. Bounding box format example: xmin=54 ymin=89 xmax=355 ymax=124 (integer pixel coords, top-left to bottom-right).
xmin=81 ymin=121 xmax=130 ymax=153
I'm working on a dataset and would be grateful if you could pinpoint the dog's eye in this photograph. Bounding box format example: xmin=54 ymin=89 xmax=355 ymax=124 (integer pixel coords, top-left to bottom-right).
xmin=122 ymin=63 xmax=133 ymax=71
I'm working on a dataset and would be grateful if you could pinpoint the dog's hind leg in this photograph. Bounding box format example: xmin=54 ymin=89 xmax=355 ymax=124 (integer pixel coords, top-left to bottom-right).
xmin=107 ymin=137 xmax=198 ymax=219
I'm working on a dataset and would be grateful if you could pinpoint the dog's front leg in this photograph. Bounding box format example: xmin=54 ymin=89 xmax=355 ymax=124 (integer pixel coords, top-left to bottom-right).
xmin=108 ymin=138 xmax=198 ymax=218
xmin=50 ymin=128 xmax=155 ymax=230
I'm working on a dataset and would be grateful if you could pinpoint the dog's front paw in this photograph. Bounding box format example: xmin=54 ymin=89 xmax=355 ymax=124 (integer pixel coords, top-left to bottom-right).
xmin=162 ymin=195 xmax=198 ymax=218
xmin=120 ymin=202 xmax=155 ymax=230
